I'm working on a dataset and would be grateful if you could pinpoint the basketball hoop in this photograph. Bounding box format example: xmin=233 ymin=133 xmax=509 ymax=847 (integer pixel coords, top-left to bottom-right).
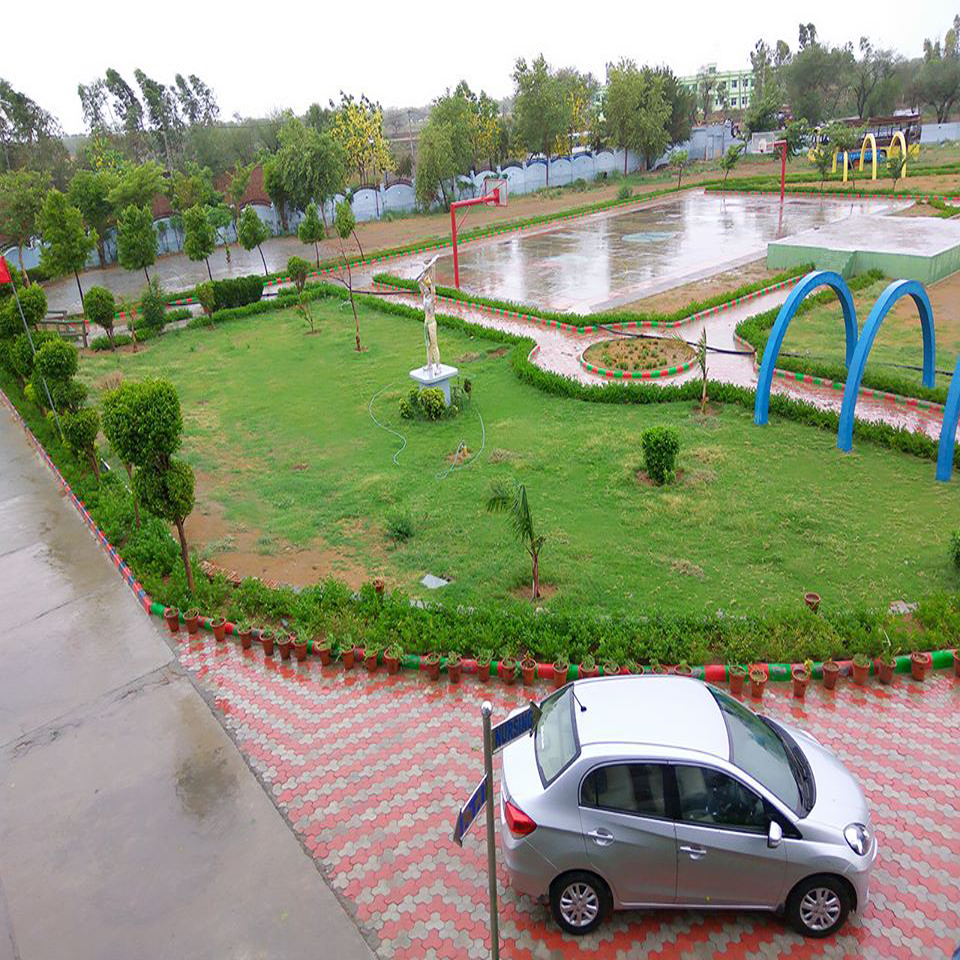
xmin=449 ymin=177 xmax=510 ymax=288
xmin=483 ymin=177 xmax=508 ymax=207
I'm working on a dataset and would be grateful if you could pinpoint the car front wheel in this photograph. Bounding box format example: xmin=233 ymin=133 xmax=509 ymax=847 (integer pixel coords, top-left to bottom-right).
xmin=550 ymin=871 xmax=610 ymax=935
xmin=786 ymin=875 xmax=851 ymax=938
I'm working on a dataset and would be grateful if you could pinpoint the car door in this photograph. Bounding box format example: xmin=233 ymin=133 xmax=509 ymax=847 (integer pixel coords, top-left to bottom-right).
xmin=672 ymin=764 xmax=786 ymax=908
xmin=578 ymin=762 xmax=677 ymax=906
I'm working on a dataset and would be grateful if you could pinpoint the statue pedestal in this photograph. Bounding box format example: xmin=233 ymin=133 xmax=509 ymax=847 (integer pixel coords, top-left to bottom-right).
xmin=409 ymin=363 xmax=459 ymax=406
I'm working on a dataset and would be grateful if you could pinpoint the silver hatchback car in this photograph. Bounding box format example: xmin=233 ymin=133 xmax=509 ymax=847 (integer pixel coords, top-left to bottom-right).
xmin=500 ymin=676 xmax=876 ymax=937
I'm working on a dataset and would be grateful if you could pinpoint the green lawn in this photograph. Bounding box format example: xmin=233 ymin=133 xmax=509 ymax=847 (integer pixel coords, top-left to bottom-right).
xmin=770 ymin=276 xmax=960 ymax=393
xmin=79 ymin=298 xmax=960 ymax=617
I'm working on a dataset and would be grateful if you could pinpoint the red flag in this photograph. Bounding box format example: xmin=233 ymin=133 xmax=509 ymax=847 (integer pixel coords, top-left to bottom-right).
xmin=0 ymin=257 xmax=11 ymax=285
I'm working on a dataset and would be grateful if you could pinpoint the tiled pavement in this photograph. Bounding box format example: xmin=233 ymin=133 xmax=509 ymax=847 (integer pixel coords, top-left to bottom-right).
xmin=177 ymin=635 xmax=960 ymax=959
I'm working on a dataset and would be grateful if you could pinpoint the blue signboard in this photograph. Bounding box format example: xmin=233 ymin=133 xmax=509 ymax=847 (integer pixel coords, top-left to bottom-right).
xmin=452 ymin=776 xmax=488 ymax=847
xmin=491 ymin=704 xmax=537 ymax=753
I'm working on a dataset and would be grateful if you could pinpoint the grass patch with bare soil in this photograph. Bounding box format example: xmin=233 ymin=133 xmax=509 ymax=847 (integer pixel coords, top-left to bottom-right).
xmin=585 ymin=336 xmax=694 ymax=372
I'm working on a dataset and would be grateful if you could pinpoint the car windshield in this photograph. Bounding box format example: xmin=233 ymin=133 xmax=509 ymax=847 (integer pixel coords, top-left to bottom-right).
xmin=709 ymin=688 xmax=803 ymax=815
xmin=535 ymin=687 xmax=578 ymax=785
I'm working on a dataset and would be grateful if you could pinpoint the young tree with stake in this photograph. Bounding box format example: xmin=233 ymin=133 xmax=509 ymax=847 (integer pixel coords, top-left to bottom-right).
xmin=486 ymin=479 xmax=546 ymax=600
xmin=334 ymin=201 xmax=362 ymax=351
xmin=183 ymin=203 xmax=216 ymax=280
xmin=298 ymin=202 xmax=324 ymax=266
xmin=237 ymin=205 xmax=270 ymax=275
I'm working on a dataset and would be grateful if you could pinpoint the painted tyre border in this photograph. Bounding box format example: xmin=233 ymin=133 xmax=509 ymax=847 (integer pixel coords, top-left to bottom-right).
xmin=2 ymin=386 xmax=956 ymax=688
xmin=579 ymin=346 xmax=695 ymax=381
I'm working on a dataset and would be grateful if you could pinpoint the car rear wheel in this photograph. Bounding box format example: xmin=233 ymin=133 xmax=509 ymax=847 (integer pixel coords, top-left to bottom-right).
xmin=550 ymin=871 xmax=610 ymax=935
xmin=786 ymin=875 xmax=851 ymax=938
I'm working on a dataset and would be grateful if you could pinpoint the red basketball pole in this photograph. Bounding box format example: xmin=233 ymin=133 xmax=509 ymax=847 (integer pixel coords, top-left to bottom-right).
xmin=450 ymin=186 xmax=502 ymax=289
xmin=774 ymin=140 xmax=787 ymax=202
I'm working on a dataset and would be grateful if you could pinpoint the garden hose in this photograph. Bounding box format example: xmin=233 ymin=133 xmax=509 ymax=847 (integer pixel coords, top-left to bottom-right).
xmin=367 ymin=382 xmax=408 ymax=466
xmin=434 ymin=403 xmax=486 ymax=480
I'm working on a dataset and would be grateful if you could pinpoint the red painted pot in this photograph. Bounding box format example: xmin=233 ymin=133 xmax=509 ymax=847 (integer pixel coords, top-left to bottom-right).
xmin=365 ymin=651 xmax=378 ymax=673
xmin=342 ymin=647 xmax=355 ymax=670
xmin=212 ymin=617 xmax=226 ymax=642
xmin=448 ymin=660 xmax=462 ymax=684
xmin=277 ymin=634 xmax=292 ymax=661
xmin=238 ymin=628 xmax=253 ymax=651
xmin=791 ymin=669 xmax=809 ymax=699
xmin=729 ymin=668 xmax=746 ymax=696
xmin=477 ymin=662 xmax=491 ymax=683
xmin=500 ymin=659 xmax=517 ymax=685
xmin=877 ymin=659 xmax=896 ymax=685
xmin=749 ymin=674 xmax=766 ymax=699
xmin=822 ymin=661 xmax=840 ymax=690
xmin=553 ymin=662 xmax=569 ymax=689
xmin=804 ymin=592 xmax=821 ymax=614
xmin=579 ymin=663 xmax=599 ymax=679
xmin=383 ymin=652 xmax=400 ymax=675
xmin=852 ymin=660 xmax=870 ymax=686
xmin=521 ymin=658 xmax=537 ymax=686
xmin=184 ymin=610 xmax=200 ymax=636
xmin=910 ymin=652 xmax=930 ymax=682
xmin=293 ymin=640 xmax=308 ymax=662
xmin=163 ymin=607 xmax=180 ymax=634
xmin=261 ymin=632 xmax=275 ymax=657
xmin=424 ymin=655 xmax=441 ymax=681
xmin=317 ymin=644 xmax=332 ymax=666
xmin=674 ymin=664 xmax=693 ymax=677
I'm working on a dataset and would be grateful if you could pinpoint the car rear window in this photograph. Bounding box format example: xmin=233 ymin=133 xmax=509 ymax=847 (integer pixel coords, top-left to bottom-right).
xmin=535 ymin=688 xmax=579 ymax=785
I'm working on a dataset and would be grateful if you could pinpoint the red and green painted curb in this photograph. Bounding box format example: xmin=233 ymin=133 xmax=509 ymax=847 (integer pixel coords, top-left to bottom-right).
xmin=373 ymin=274 xmax=805 ymax=337
xmin=579 ymin=348 xmax=694 ymax=381
xmin=705 ymin=186 xmax=960 ymax=205
xmin=3 ymin=383 xmax=957 ymax=689
xmin=732 ymin=332 xmax=946 ymax=417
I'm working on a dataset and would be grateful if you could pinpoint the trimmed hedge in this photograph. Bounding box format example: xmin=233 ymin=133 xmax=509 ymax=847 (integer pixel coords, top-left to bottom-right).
xmin=211 ymin=275 xmax=264 ymax=311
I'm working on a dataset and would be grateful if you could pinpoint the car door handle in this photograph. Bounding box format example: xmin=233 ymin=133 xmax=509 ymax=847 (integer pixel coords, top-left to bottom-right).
xmin=680 ymin=844 xmax=707 ymax=859
xmin=587 ymin=829 xmax=615 ymax=846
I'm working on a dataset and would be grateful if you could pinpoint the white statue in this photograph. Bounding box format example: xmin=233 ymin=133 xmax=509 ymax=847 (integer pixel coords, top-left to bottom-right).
xmin=417 ymin=256 xmax=441 ymax=374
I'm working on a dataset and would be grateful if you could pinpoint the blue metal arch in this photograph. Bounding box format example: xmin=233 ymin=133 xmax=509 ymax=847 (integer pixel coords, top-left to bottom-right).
xmin=754 ymin=271 xmax=858 ymax=426
xmin=936 ymin=358 xmax=960 ymax=481
xmin=837 ymin=280 xmax=936 ymax=452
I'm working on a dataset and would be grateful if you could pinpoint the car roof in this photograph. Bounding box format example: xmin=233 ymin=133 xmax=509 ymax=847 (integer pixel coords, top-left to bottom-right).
xmin=571 ymin=676 xmax=729 ymax=760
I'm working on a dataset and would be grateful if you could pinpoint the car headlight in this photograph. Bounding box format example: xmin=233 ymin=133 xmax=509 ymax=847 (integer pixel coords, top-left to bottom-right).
xmin=843 ymin=823 xmax=871 ymax=856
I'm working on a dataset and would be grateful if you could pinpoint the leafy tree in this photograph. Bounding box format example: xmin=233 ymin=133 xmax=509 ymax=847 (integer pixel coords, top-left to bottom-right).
xmin=63 ymin=407 xmax=102 ymax=479
xmin=107 ymin=161 xmax=164 ymax=209
xmin=743 ymin=86 xmax=782 ymax=135
xmin=287 ymin=256 xmax=310 ymax=294
xmin=602 ymin=61 xmax=670 ymax=172
xmin=34 ymin=338 xmax=85 ymax=418
xmin=652 ymin=67 xmax=694 ymax=145
xmin=852 ymin=39 xmax=899 ymax=119
xmin=810 ymin=146 xmax=834 ymax=190
xmin=914 ymin=31 xmax=960 ymax=123
xmin=226 ymin=160 xmax=253 ymax=239
xmin=138 ymin=278 xmax=167 ymax=333
xmin=134 ymin=69 xmax=184 ymax=170
xmin=67 ymin=169 xmax=118 ymax=268
xmin=298 ymin=201 xmax=324 ymax=265
xmin=262 ymin=154 xmax=291 ymax=232
xmin=329 ymin=92 xmax=394 ymax=185
xmin=486 ymin=479 xmax=546 ymax=600
xmin=823 ymin=121 xmax=862 ymax=179
xmin=887 ymin=153 xmax=906 ymax=192
xmin=696 ymin=70 xmax=715 ymax=123
xmin=116 ymin=204 xmax=157 ymax=282
xmin=0 ymin=78 xmax=67 ymax=176
xmin=83 ymin=286 xmax=117 ymax=350
xmin=783 ymin=118 xmax=812 ymax=160
xmin=39 ymin=189 xmax=97 ymax=344
xmin=670 ymin=149 xmax=689 ymax=189
xmin=237 ymin=205 xmax=270 ymax=275
xmin=272 ymin=115 xmax=346 ymax=222
xmin=784 ymin=41 xmax=855 ymax=125
xmin=7 ymin=284 xmax=47 ymax=329
xmin=207 ymin=203 xmax=233 ymax=263
xmin=170 ymin=161 xmax=218 ymax=212
xmin=0 ymin=169 xmax=48 ymax=282
xmin=334 ymin=201 xmax=361 ymax=351
xmin=104 ymin=68 xmax=147 ymax=154
xmin=125 ymin=379 xmax=194 ymax=590
xmin=719 ymin=143 xmax=744 ymax=185
xmin=102 ymin=381 xmax=145 ymax=526
xmin=512 ymin=56 xmax=567 ymax=183
xmin=183 ymin=203 xmax=216 ymax=280
xmin=415 ymin=120 xmax=458 ymax=210
xmin=173 ymin=73 xmax=219 ymax=126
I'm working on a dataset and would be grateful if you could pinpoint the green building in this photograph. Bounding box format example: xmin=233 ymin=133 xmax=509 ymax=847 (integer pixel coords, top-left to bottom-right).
xmin=679 ymin=64 xmax=753 ymax=113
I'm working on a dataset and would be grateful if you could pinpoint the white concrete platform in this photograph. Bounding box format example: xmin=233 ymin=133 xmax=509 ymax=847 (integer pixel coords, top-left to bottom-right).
xmin=409 ymin=363 xmax=459 ymax=405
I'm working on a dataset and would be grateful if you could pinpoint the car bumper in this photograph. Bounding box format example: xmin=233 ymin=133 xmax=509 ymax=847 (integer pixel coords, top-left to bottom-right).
xmin=845 ymin=836 xmax=878 ymax=912
xmin=500 ymin=798 xmax=553 ymax=899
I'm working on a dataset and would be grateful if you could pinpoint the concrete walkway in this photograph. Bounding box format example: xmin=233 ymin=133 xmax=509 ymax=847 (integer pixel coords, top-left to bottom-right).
xmin=0 ymin=410 xmax=374 ymax=959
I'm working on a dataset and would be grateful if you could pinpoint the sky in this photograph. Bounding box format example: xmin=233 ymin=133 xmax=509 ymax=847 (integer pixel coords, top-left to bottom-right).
xmin=6 ymin=0 xmax=958 ymax=134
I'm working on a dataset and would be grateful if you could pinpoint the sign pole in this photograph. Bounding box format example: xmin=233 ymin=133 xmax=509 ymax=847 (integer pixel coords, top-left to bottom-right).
xmin=481 ymin=701 xmax=500 ymax=960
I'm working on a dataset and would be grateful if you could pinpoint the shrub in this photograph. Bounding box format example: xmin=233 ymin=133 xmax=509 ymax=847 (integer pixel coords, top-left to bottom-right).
xmin=386 ymin=511 xmax=414 ymax=543
xmin=951 ymin=532 xmax=960 ymax=570
xmin=83 ymin=286 xmax=116 ymax=344
xmin=48 ymin=377 xmax=88 ymax=413
xmin=165 ymin=307 xmax=192 ymax=323
xmin=62 ymin=407 xmax=101 ymax=475
xmin=617 ymin=184 xmax=633 ymax=201
xmin=287 ymin=256 xmax=310 ymax=293
xmin=641 ymin=426 xmax=680 ymax=484
xmin=211 ymin=275 xmax=263 ymax=311
xmin=195 ymin=281 xmax=216 ymax=318
xmin=419 ymin=387 xmax=446 ymax=421
xmin=34 ymin=338 xmax=78 ymax=381
xmin=139 ymin=279 xmax=167 ymax=332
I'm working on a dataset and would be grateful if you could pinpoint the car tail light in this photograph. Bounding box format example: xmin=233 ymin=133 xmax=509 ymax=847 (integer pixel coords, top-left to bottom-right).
xmin=504 ymin=800 xmax=537 ymax=837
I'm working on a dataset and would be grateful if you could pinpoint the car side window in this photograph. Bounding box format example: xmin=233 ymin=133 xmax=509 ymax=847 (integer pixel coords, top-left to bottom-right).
xmin=580 ymin=764 xmax=667 ymax=818
xmin=675 ymin=765 xmax=767 ymax=832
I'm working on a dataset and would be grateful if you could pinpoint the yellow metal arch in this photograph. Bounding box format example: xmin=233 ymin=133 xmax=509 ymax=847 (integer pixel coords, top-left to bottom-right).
xmin=842 ymin=151 xmax=849 ymax=183
xmin=858 ymin=132 xmax=877 ymax=180
xmin=890 ymin=131 xmax=908 ymax=177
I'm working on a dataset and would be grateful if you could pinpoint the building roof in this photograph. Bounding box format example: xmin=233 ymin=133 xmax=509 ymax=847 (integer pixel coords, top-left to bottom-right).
xmin=572 ymin=676 xmax=729 ymax=759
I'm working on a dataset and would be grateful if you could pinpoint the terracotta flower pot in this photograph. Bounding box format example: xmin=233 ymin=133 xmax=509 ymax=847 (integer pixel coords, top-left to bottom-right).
xmin=749 ymin=673 xmax=766 ymax=699
xmin=424 ymin=653 xmax=441 ymax=681
xmin=674 ymin=664 xmax=693 ymax=677
xmin=277 ymin=634 xmax=292 ymax=661
xmin=500 ymin=658 xmax=517 ymax=685
xmin=804 ymin=592 xmax=821 ymax=614
xmin=342 ymin=647 xmax=355 ymax=670
xmin=212 ymin=617 xmax=227 ymax=642
xmin=317 ymin=644 xmax=332 ymax=666
xmin=448 ymin=659 xmax=462 ymax=684
xmin=521 ymin=657 xmax=537 ymax=686
xmin=184 ymin=609 xmax=200 ymax=636
xmin=238 ymin=628 xmax=253 ymax=651
xmin=728 ymin=667 xmax=746 ymax=696
xmin=260 ymin=631 xmax=275 ymax=657
xmin=293 ymin=639 xmax=308 ymax=662
xmin=553 ymin=662 xmax=569 ymax=689
xmin=383 ymin=651 xmax=400 ymax=675
xmin=852 ymin=660 xmax=871 ymax=686
xmin=163 ymin=607 xmax=180 ymax=634
xmin=877 ymin=658 xmax=896 ymax=685
xmin=792 ymin=668 xmax=809 ymax=699
xmin=365 ymin=650 xmax=379 ymax=673
xmin=822 ymin=660 xmax=840 ymax=690
xmin=373 ymin=577 xmax=386 ymax=597
xmin=477 ymin=661 xmax=491 ymax=683
xmin=579 ymin=662 xmax=598 ymax=679
xmin=910 ymin=651 xmax=930 ymax=682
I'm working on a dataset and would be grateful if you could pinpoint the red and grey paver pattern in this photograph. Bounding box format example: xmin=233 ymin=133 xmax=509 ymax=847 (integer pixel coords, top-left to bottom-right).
xmin=177 ymin=636 xmax=960 ymax=959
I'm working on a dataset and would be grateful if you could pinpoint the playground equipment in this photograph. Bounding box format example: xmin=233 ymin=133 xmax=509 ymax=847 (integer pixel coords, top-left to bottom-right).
xmin=814 ymin=115 xmax=919 ymax=183
xmin=754 ymin=270 xmax=951 ymax=477
xmin=450 ymin=178 xmax=508 ymax=288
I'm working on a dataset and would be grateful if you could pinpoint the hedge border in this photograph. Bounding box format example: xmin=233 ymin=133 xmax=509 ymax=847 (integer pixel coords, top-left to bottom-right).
xmin=4 ymin=381 xmax=954 ymax=687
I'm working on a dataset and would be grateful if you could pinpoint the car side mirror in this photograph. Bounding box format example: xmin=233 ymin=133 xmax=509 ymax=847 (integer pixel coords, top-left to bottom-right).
xmin=767 ymin=820 xmax=783 ymax=849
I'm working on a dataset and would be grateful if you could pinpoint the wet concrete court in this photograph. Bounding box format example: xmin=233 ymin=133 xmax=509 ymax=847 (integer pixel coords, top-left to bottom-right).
xmin=0 ymin=410 xmax=373 ymax=959
xmin=434 ymin=192 xmax=903 ymax=312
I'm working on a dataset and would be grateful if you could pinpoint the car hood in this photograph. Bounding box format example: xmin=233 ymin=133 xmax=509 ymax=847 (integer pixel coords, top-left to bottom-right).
xmin=780 ymin=720 xmax=871 ymax=829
